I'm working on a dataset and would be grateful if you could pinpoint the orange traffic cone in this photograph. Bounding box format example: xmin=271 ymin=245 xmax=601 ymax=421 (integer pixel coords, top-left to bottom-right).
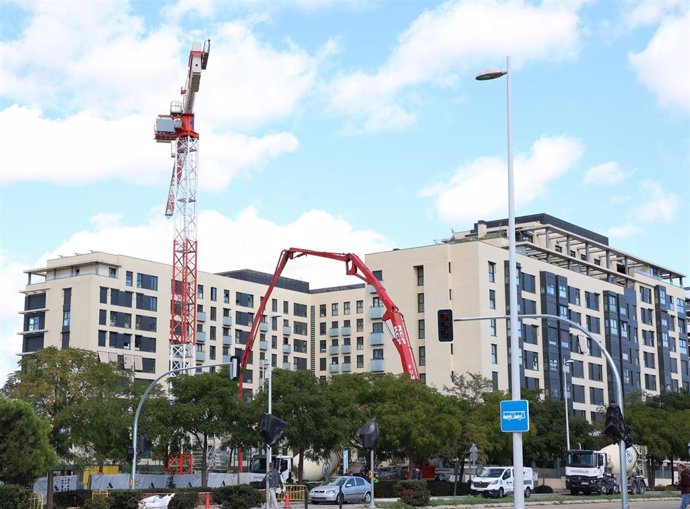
xmin=205 ymin=492 xmax=211 ymax=509
xmin=284 ymin=489 xmax=290 ymax=509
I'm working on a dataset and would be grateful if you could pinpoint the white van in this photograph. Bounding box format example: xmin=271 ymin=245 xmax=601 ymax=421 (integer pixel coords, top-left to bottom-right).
xmin=470 ymin=466 xmax=535 ymax=498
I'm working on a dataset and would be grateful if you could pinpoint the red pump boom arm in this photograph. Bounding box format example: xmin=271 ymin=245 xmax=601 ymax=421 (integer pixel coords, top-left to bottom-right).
xmin=239 ymin=248 xmax=420 ymax=392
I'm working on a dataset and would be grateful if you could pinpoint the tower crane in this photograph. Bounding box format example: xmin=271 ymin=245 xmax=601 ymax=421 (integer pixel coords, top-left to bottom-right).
xmin=154 ymin=39 xmax=211 ymax=374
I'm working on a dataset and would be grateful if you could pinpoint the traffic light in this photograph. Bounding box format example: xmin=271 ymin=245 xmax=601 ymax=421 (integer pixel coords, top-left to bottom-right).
xmin=357 ymin=417 xmax=380 ymax=450
xmin=437 ymin=309 xmax=454 ymax=342
xmin=259 ymin=413 xmax=288 ymax=447
xmin=604 ymin=404 xmax=623 ymax=442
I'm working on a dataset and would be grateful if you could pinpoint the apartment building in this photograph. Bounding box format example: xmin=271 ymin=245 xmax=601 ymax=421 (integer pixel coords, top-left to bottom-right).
xmin=18 ymin=214 xmax=688 ymax=421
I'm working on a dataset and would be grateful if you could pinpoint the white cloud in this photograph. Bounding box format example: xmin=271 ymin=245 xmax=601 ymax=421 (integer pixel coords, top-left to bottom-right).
xmin=0 ymin=106 xmax=299 ymax=188
xmin=606 ymin=180 xmax=678 ymax=241
xmin=422 ymin=135 xmax=584 ymax=224
xmin=0 ymin=4 xmax=329 ymax=187
xmin=633 ymin=180 xmax=678 ymax=223
xmin=629 ymin=9 xmax=690 ymax=114
xmin=583 ymin=161 xmax=629 ymax=185
xmin=607 ymin=224 xmax=642 ymax=238
xmin=624 ymin=0 xmax=686 ymax=28
xmin=328 ymin=0 xmax=584 ymax=131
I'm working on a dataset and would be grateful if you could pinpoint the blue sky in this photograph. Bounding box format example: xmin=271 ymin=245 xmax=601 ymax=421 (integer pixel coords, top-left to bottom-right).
xmin=0 ymin=0 xmax=688 ymax=384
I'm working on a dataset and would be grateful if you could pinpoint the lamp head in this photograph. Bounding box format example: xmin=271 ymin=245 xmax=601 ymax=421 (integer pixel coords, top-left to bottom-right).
xmin=476 ymin=67 xmax=507 ymax=81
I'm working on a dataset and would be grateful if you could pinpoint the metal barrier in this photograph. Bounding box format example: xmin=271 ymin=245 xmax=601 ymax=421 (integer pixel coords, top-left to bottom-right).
xmin=277 ymin=484 xmax=306 ymax=502
xmin=92 ymin=490 xmax=110 ymax=501
xmin=29 ymin=493 xmax=44 ymax=509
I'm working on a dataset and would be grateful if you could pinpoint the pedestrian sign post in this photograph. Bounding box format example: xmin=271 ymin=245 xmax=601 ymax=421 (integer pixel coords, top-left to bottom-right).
xmin=499 ymin=400 xmax=529 ymax=432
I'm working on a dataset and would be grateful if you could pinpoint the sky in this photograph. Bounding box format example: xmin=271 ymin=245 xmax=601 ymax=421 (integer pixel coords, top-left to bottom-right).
xmin=0 ymin=0 xmax=688 ymax=386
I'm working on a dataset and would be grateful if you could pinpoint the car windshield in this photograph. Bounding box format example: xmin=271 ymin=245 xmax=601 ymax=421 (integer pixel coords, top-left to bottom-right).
xmin=566 ymin=452 xmax=596 ymax=467
xmin=322 ymin=477 xmax=348 ymax=486
xmin=478 ymin=468 xmax=505 ymax=478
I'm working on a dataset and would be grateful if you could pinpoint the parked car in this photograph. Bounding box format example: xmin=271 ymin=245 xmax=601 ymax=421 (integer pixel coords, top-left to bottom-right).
xmin=308 ymin=475 xmax=372 ymax=504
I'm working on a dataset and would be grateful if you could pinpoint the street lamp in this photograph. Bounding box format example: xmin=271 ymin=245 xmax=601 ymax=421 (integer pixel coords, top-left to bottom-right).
xmin=562 ymin=359 xmax=574 ymax=451
xmin=476 ymin=56 xmax=524 ymax=509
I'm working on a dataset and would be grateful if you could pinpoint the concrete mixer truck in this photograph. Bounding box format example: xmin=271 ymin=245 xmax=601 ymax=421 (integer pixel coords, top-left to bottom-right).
xmin=565 ymin=444 xmax=647 ymax=495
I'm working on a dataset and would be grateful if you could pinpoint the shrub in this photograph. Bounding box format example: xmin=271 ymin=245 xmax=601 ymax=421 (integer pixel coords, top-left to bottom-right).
xmin=395 ymin=480 xmax=431 ymax=507
xmin=0 ymin=484 xmax=31 ymax=509
xmin=169 ymin=491 xmax=198 ymax=509
xmin=54 ymin=490 xmax=93 ymax=509
xmin=213 ymin=484 xmax=263 ymax=509
xmin=107 ymin=490 xmax=144 ymax=509
xmin=534 ymin=484 xmax=553 ymax=494
xmin=83 ymin=496 xmax=111 ymax=509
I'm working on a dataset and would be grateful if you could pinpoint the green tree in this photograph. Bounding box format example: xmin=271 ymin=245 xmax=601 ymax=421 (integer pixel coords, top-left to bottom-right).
xmin=1 ymin=347 xmax=137 ymax=508
xmin=0 ymin=399 xmax=56 ymax=485
xmin=169 ymin=371 xmax=239 ymax=486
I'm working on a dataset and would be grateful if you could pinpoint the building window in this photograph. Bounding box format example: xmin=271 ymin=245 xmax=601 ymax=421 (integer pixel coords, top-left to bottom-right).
xmin=356 ymin=337 xmax=364 ymax=350
xmin=417 ymin=293 xmax=425 ymax=313
xmin=489 ymin=319 xmax=497 ymax=337
xmin=415 ymin=265 xmax=424 ymax=286
xmin=331 ymin=303 xmax=338 ymax=316
xmin=491 ymin=371 xmax=499 ymax=390
xmin=489 ymin=290 xmax=496 ymax=310
xmin=343 ymin=302 xmax=351 ymax=315
xmin=488 ymin=262 xmax=496 ymax=283
xmin=109 ymin=267 xmax=117 ymax=278
xmin=63 ymin=310 xmax=71 ymax=327
xmin=373 ymin=349 xmax=384 ymax=360
xmin=223 ymin=290 xmax=230 ymax=304
xmin=210 ymin=287 xmax=217 ymax=301
xmin=418 ymin=346 xmax=426 ymax=367
xmin=319 ymin=304 xmax=327 ymax=317
xmin=357 ymin=355 xmax=364 ymax=368
xmin=197 ymin=284 xmax=204 ymax=300
xmin=125 ymin=271 xmax=133 ymax=286
xmin=356 ymin=300 xmax=364 ymax=313
xmin=356 ymin=318 xmax=364 ymax=332
xmin=644 ymin=373 xmax=657 ymax=391
xmin=588 ymin=362 xmax=603 ymax=381
xmin=418 ymin=319 xmax=425 ymax=339
xmin=136 ymin=273 xmax=158 ymax=291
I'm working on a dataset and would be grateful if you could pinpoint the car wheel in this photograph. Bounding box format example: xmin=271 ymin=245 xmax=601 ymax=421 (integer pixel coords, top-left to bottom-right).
xmin=570 ymin=489 xmax=579 ymax=496
xmin=524 ymin=487 xmax=531 ymax=498
xmin=497 ymin=488 xmax=504 ymax=498
xmin=363 ymin=492 xmax=371 ymax=503
xmin=336 ymin=493 xmax=344 ymax=505
xmin=638 ymin=481 xmax=646 ymax=495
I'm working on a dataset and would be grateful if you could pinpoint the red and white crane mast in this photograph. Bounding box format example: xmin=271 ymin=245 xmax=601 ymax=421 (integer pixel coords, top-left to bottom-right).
xmin=154 ymin=40 xmax=210 ymax=373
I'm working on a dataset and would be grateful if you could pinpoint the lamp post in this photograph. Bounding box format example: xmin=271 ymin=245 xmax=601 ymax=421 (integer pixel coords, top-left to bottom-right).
xmin=563 ymin=359 xmax=574 ymax=451
xmin=476 ymin=55 xmax=524 ymax=509
xmin=265 ymin=359 xmax=273 ymax=509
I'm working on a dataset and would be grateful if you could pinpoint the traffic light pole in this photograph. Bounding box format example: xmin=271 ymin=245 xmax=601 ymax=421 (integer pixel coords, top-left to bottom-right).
xmin=130 ymin=361 xmax=235 ymax=489
xmin=455 ymin=313 xmax=629 ymax=509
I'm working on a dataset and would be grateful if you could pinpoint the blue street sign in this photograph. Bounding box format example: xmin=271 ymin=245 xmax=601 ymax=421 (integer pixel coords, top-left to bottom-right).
xmin=500 ymin=400 xmax=530 ymax=432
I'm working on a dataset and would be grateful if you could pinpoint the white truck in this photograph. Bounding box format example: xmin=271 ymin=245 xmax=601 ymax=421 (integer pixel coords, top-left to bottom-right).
xmin=246 ymin=453 xmax=341 ymax=484
xmin=565 ymin=444 xmax=647 ymax=495
xmin=470 ymin=466 xmax=536 ymax=498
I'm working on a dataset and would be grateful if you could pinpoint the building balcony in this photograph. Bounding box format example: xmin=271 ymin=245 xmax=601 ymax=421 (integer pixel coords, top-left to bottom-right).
xmin=222 ymin=335 xmax=232 ymax=346
xmin=283 ymin=344 xmax=292 ymax=353
xmin=196 ymin=351 xmax=206 ymax=362
xmin=283 ymin=326 xmax=292 ymax=336
xmin=329 ymin=345 xmax=340 ymax=355
xmin=369 ymin=359 xmax=385 ymax=372
xmin=369 ymin=306 xmax=384 ymax=320
xmin=196 ymin=331 xmax=206 ymax=342
xmin=282 ymin=362 xmax=292 ymax=371
xmin=197 ymin=312 xmax=207 ymax=322
xmin=222 ymin=355 xmax=230 ymax=363
xmin=329 ymin=364 xmax=340 ymax=374
xmin=341 ymin=326 xmax=352 ymax=336
xmin=341 ymin=363 xmax=352 ymax=373
xmin=260 ymin=322 xmax=268 ymax=333
xmin=367 ymin=284 xmax=379 ymax=294
xmin=260 ymin=340 xmax=269 ymax=351
xmin=342 ymin=345 xmax=352 ymax=354
xmin=370 ymin=332 xmax=385 ymax=345
xmin=223 ymin=316 xmax=233 ymax=327
xmin=329 ymin=327 xmax=339 ymax=337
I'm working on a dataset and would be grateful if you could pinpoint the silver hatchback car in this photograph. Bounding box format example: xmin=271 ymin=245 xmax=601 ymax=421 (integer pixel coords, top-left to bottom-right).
xmin=309 ymin=475 xmax=372 ymax=504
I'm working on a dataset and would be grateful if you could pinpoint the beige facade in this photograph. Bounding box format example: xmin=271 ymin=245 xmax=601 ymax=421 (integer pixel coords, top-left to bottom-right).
xmin=19 ymin=214 xmax=688 ymax=422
